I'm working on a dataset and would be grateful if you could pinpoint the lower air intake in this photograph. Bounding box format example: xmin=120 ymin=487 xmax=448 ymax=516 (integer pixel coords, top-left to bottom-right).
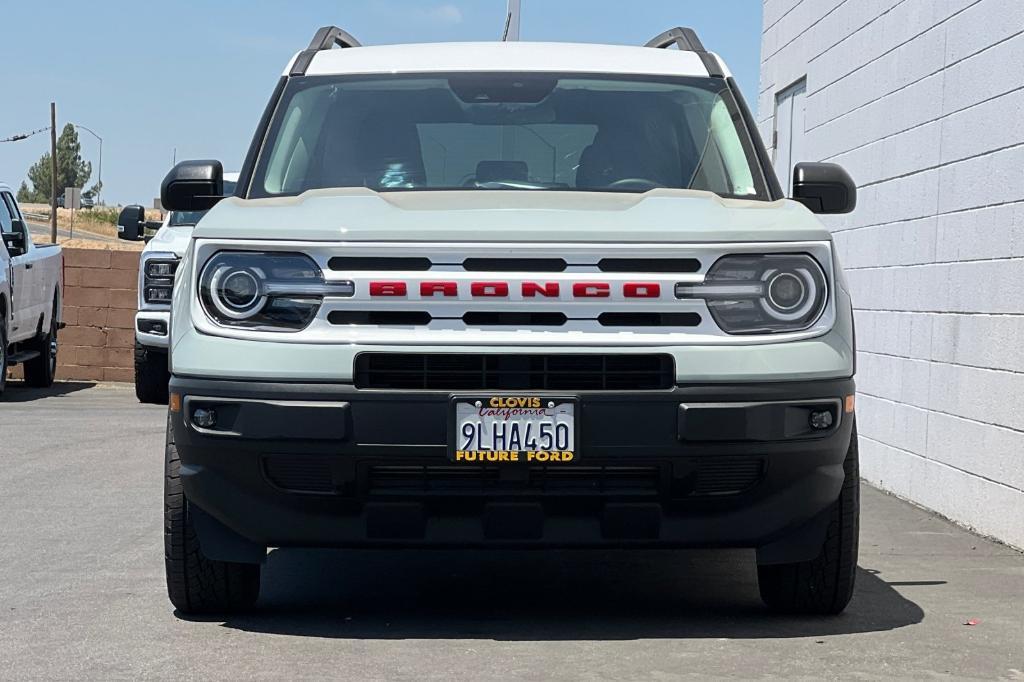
xmin=353 ymin=353 xmax=675 ymax=391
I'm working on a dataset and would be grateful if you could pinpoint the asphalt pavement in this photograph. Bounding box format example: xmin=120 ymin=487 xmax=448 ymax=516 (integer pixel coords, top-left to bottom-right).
xmin=0 ymin=382 xmax=1021 ymax=679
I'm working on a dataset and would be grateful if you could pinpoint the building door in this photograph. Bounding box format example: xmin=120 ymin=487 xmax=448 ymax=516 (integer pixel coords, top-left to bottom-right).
xmin=774 ymin=79 xmax=807 ymax=195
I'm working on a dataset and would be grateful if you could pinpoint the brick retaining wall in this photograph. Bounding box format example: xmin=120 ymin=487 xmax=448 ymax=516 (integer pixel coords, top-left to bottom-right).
xmin=7 ymin=240 xmax=142 ymax=383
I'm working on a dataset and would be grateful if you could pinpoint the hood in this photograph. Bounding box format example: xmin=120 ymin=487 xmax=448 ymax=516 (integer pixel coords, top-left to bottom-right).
xmin=193 ymin=188 xmax=831 ymax=244
xmin=143 ymin=224 xmax=195 ymax=257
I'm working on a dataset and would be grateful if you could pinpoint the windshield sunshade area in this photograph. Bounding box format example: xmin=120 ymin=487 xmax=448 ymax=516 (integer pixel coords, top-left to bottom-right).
xmin=250 ymin=72 xmax=766 ymax=199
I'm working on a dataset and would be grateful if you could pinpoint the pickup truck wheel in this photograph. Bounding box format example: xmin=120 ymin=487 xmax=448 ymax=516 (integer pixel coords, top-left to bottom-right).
xmin=23 ymin=311 xmax=58 ymax=388
xmin=757 ymin=423 xmax=860 ymax=615
xmin=135 ymin=342 xmax=170 ymax=404
xmin=0 ymin=320 xmax=8 ymax=397
xmin=164 ymin=416 xmax=260 ymax=614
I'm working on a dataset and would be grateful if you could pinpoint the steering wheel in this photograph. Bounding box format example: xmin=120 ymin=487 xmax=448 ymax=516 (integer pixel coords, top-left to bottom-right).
xmin=606 ymin=178 xmax=664 ymax=191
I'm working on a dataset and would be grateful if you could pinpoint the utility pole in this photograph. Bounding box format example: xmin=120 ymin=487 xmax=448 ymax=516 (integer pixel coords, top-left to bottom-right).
xmin=503 ymin=0 xmax=521 ymax=41
xmin=49 ymin=103 xmax=57 ymax=244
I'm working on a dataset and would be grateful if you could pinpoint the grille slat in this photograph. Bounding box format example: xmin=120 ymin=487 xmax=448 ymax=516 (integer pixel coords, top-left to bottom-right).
xmin=354 ymin=353 xmax=674 ymax=391
xmin=367 ymin=464 xmax=662 ymax=497
xmin=262 ymin=457 xmax=766 ymax=498
xmin=692 ymin=458 xmax=764 ymax=496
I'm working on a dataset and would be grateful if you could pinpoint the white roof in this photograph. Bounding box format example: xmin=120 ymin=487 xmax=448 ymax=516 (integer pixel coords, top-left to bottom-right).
xmin=290 ymin=41 xmax=729 ymax=79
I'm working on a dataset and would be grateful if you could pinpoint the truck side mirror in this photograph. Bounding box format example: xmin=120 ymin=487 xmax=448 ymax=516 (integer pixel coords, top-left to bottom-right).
xmin=143 ymin=220 xmax=164 ymax=243
xmin=791 ymin=163 xmax=857 ymax=214
xmin=161 ymin=160 xmax=224 ymax=212
xmin=117 ymin=205 xmax=147 ymax=241
xmin=2 ymin=231 xmax=26 ymax=256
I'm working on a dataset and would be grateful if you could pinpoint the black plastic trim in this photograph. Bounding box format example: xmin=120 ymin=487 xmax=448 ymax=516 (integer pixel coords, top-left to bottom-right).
xmin=645 ymin=27 xmax=705 ymax=51
xmin=290 ymin=26 xmax=362 ymax=77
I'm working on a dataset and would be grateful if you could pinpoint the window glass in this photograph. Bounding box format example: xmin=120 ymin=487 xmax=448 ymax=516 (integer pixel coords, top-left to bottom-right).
xmin=251 ymin=73 xmax=767 ymax=200
xmin=0 ymin=193 xmax=15 ymax=233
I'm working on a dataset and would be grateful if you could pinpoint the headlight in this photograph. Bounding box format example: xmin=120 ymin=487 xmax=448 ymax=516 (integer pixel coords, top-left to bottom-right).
xmin=677 ymin=254 xmax=827 ymax=334
xmin=199 ymin=251 xmax=346 ymax=331
xmin=142 ymin=256 xmax=179 ymax=305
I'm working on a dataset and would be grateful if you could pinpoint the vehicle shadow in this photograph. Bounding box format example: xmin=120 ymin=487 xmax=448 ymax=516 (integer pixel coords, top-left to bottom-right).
xmin=201 ymin=547 xmax=925 ymax=640
xmin=0 ymin=380 xmax=96 ymax=402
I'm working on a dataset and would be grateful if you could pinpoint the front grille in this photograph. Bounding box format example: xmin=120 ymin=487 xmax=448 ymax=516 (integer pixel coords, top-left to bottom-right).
xmin=354 ymin=353 xmax=675 ymax=390
xmin=264 ymin=456 xmax=334 ymax=493
xmin=692 ymin=457 xmax=765 ymax=496
xmin=368 ymin=465 xmax=661 ymax=496
xmin=261 ymin=456 xmax=766 ymax=498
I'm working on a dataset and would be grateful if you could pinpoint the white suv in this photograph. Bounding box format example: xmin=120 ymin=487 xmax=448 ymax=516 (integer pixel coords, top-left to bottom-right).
xmin=157 ymin=27 xmax=860 ymax=616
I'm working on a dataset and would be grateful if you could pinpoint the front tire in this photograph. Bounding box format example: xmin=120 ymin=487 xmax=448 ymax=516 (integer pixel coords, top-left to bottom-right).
xmin=0 ymin=319 xmax=8 ymax=397
xmin=135 ymin=341 xmax=169 ymax=404
xmin=23 ymin=305 xmax=58 ymax=388
xmin=757 ymin=423 xmax=860 ymax=615
xmin=164 ymin=415 xmax=260 ymax=614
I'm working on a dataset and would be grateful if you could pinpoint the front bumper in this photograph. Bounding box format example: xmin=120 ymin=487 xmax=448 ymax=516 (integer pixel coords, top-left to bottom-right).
xmin=136 ymin=310 xmax=170 ymax=349
xmin=169 ymin=375 xmax=856 ymax=561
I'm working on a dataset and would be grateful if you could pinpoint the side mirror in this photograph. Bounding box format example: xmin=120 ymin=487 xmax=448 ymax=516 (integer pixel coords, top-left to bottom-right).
xmin=2 ymin=231 xmax=26 ymax=256
xmin=117 ymin=205 xmax=146 ymax=241
xmin=143 ymin=220 xmax=164 ymax=243
xmin=792 ymin=162 xmax=857 ymax=214
xmin=161 ymin=160 xmax=224 ymax=211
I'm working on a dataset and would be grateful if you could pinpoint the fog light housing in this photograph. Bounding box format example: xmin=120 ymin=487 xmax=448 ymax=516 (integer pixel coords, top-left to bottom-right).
xmin=192 ymin=408 xmax=218 ymax=429
xmin=809 ymin=409 xmax=834 ymax=430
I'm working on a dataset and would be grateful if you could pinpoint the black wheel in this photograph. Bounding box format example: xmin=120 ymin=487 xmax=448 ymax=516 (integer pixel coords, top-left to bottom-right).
xmin=135 ymin=341 xmax=169 ymax=404
xmin=0 ymin=318 xmax=8 ymax=398
xmin=758 ymin=423 xmax=860 ymax=615
xmin=164 ymin=415 xmax=260 ymax=614
xmin=23 ymin=303 xmax=58 ymax=388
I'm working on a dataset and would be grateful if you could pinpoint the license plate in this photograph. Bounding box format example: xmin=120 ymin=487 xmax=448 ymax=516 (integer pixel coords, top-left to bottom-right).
xmin=450 ymin=396 xmax=576 ymax=464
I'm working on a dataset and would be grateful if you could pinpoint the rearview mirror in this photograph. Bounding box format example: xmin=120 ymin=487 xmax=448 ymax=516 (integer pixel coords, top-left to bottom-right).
xmin=791 ymin=163 xmax=857 ymax=214
xmin=161 ymin=160 xmax=224 ymax=212
xmin=117 ymin=205 xmax=146 ymax=241
xmin=2 ymin=231 xmax=26 ymax=256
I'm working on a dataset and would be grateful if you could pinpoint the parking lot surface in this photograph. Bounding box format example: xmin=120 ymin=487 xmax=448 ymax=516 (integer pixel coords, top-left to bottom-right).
xmin=1 ymin=382 xmax=1021 ymax=679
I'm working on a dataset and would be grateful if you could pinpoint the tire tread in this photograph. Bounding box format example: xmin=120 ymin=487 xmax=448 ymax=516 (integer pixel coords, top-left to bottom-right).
xmin=758 ymin=424 xmax=860 ymax=615
xmin=164 ymin=415 xmax=260 ymax=614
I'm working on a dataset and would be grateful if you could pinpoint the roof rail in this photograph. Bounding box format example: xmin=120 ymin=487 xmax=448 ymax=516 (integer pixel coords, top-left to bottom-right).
xmin=644 ymin=26 xmax=724 ymax=78
xmin=290 ymin=25 xmax=363 ymax=77
xmin=645 ymin=27 xmax=705 ymax=52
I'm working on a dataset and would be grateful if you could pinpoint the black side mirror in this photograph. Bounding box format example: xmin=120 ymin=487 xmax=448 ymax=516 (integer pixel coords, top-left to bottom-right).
xmin=161 ymin=160 xmax=224 ymax=211
xmin=2 ymin=231 xmax=26 ymax=256
xmin=117 ymin=205 xmax=146 ymax=241
xmin=792 ymin=162 xmax=857 ymax=214
xmin=143 ymin=220 xmax=164 ymax=243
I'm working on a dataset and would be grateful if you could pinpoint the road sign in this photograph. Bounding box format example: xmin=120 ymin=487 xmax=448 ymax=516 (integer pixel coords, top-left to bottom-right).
xmin=64 ymin=187 xmax=82 ymax=210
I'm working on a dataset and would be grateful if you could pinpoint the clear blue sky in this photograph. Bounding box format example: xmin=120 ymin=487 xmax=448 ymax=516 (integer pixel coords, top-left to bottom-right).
xmin=0 ymin=0 xmax=763 ymax=206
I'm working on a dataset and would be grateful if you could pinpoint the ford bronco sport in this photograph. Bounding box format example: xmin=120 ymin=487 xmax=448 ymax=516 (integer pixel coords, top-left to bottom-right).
xmin=161 ymin=26 xmax=860 ymax=615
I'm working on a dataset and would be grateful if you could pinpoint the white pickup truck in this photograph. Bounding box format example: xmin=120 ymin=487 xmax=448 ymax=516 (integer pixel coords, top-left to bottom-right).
xmin=116 ymin=174 xmax=238 ymax=403
xmin=0 ymin=182 xmax=63 ymax=396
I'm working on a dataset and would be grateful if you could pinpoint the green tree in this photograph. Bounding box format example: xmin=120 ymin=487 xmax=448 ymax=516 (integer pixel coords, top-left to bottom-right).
xmin=22 ymin=124 xmax=92 ymax=203
xmin=16 ymin=180 xmax=40 ymax=203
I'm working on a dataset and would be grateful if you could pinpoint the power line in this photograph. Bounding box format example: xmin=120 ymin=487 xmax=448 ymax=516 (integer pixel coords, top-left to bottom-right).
xmin=0 ymin=126 xmax=51 ymax=143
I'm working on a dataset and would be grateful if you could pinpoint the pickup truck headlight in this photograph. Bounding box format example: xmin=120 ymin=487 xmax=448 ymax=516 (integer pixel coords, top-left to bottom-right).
xmin=199 ymin=252 xmax=328 ymax=331
xmin=142 ymin=257 xmax=179 ymax=305
xmin=677 ymin=254 xmax=827 ymax=334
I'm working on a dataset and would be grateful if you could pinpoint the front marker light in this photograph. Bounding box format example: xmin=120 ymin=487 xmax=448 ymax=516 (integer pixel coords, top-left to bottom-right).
xmin=677 ymin=254 xmax=827 ymax=334
xmin=199 ymin=252 xmax=343 ymax=331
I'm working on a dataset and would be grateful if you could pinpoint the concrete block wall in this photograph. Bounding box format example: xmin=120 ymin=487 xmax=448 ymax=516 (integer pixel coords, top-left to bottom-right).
xmin=7 ymin=243 xmax=140 ymax=384
xmin=759 ymin=0 xmax=1024 ymax=548
xmin=60 ymin=247 xmax=139 ymax=382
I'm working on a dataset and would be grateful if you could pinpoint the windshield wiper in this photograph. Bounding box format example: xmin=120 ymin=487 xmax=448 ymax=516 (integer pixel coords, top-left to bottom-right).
xmin=474 ymin=180 xmax=549 ymax=190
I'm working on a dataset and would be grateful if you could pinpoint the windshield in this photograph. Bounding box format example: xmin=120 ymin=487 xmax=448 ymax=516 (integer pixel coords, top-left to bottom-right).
xmin=250 ymin=73 xmax=766 ymax=199
xmin=166 ymin=179 xmax=237 ymax=226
